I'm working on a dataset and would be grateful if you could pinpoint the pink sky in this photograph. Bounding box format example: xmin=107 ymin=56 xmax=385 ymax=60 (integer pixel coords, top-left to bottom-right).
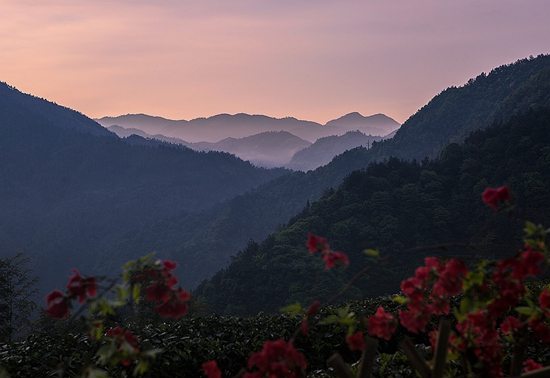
xmin=1 ymin=0 xmax=549 ymax=124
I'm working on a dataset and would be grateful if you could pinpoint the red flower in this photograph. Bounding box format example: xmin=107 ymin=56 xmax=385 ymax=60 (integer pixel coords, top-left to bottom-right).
xmin=163 ymin=260 xmax=178 ymax=272
xmin=540 ymin=289 xmax=550 ymax=312
xmin=500 ymin=316 xmax=522 ymax=335
xmin=202 ymin=360 xmax=222 ymax=378
xmin=482 ymin=186 xmax=510 ymax=211
xmin=530 ymin=318 xmax=550 ymax=344
xmin=524 ymin=359 xmax=543 ymax=372
xmin=300 ymin=320 xmax=309 ymax=336
xmin=306 ymin=234 xmax=328 ymax=253
xmin=300 ymin=301 xmax=320 ymax=336
xmin=520 ymin=247 xmax=544 ymax=278
xmin=322 ymin=251 xmax=349 ymax=269
xmin=105 ymin=326 xmax=140 ymax=367
xmin=45 ymin=290 xmax=69 ymax=318
xmin=145 ymin=282 xmax=171 ymax=303
xmin=245 ymin=339 xmax=307 ymax=378
xmin=66 ymin=269 xmax=98 ymax=303
xmin=306 ymin=301 xmax=320 ymax=317
xmin=367 ymin=307 xmax=397 ymax=340
xmin=346 ymin=331 xmax=364 ymax=351
xmin=154 ymin=288 xmax=191 ymax=318
xmin=398 ymin=305 xmax=432 ymax=334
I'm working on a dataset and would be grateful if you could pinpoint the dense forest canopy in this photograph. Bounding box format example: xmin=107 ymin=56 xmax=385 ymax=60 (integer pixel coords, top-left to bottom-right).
xmin=194 ymin=108 xmax=550 ymax=315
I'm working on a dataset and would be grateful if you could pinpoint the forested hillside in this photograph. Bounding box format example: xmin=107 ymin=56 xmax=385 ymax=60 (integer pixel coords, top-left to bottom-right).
xmin=194 ymin=108 xmax=550 ymax=315
xmin=109 ymin=55 xmax=550 ymax=292
xmin=0 ymin=83 xmax=288 ymax=293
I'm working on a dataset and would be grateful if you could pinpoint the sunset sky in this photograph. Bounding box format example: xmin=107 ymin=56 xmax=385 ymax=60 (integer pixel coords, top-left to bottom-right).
xmin=2 ymin=0 xmax=549 ymax=124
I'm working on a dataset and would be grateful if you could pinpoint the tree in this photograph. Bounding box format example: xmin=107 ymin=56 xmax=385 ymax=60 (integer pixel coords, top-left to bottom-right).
xmin=0 ymin=253 xmax=39 ymax=343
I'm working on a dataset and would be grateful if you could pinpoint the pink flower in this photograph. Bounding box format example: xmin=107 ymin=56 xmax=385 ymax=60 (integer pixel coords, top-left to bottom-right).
xmin=203 ymin=360 xmax=222 ymax=378
xmin=482 ymin=186 xmax=511 ymax=211
xmin=367 ymin=307 xmax=397 ymax=340
xmin=346 ymin=331 xmax=364 ymax=351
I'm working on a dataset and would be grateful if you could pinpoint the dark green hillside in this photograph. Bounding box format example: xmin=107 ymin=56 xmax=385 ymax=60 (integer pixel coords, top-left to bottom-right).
xmin=368 ymin=54 xmax=550 ymax=161
xmin=0 ymin=82 xmax=112 ymax=137
xmin=194 ymin=108 xmax=550 ymax=315
xmin=0 ymin=83 xmax=288 ymax=294
xmin=111 ymin=55 xmax=550 ymax=292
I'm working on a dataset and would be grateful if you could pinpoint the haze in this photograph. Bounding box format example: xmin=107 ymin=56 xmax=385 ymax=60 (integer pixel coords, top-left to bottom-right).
xmin=2 ymin=0 xmax=549 ymax=124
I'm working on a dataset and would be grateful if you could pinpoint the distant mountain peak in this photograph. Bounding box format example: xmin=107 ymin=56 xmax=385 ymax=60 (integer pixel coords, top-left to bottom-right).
xmin=324 ymin=112 xmax=400 ymax=136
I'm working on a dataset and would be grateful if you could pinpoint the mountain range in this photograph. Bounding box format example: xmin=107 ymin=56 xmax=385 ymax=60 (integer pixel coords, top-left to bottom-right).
xmin=96 ymin=112 xmax=400 ymax=143
xmin=106 ymin=125 xmax=392 ymax=170
xmin=105 ymin=54 xmax=550 ymax=294
xmin=1 ymin=54 xmax=549 ymax=302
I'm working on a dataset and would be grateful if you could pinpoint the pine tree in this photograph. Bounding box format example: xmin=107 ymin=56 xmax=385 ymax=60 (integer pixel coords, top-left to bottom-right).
xmin=0 ymin=253 xmax=39 ymax=343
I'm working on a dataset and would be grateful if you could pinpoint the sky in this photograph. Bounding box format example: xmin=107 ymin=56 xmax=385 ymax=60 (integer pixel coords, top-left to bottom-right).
xmin=1 ymin=1 xmax=549 ymax=125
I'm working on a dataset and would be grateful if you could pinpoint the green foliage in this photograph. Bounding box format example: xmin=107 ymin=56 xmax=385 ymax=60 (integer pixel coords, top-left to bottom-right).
xmin=195 ymin=108 xmax=550 ymax=315
xmin=0 ymin=296 xmax=401 ymax=377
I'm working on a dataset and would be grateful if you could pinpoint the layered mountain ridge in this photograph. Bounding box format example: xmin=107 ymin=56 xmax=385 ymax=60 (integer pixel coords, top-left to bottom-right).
xmin=96 ymin=112 xmax=400 ymax=143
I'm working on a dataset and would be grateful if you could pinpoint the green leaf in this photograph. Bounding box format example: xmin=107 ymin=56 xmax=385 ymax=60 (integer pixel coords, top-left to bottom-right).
xmin=99 ymin=299 xmax=115 ymax=316
xmin=141 ymin=348 xmax=163 ymax=358
xmin=139 ymin=253 xmax=154 ymax=264
xmin=516 ymin=306 xmax=537 ymax=316
xmin=133 ymin=284 xmax=141 ymax=304
xmin=393 ymin=295 xmax=408 ymax=304
xmin=280 ymin=303 xmax=303 ymax=316
xmin=134 ymin=361 xmax=150 ymax=376
xmin=89 ymin=368 xmax=109 ymax=378
xmin=318 ymin=315 xmax=340 ymax=325
xmin=364 ymin=249 xmax=380 ymax=258
xmin=116 ymin=285 xmax=129 ymax=301
xmin=524 ymin=221 xmax=538 ymax=236
xmin=463 ymin=271 xmax=484 ymax=291
xmin=459 ymin=296 xmax=474 ymax=315
xmin=123 ymin=260 xmax=136 ymax=269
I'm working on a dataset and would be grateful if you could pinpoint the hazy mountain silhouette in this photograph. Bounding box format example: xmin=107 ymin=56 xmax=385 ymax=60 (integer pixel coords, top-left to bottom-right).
xmin=104 ymin=113 xmax=399 ymax=169
xmin=107 ymin=126 xmax=312 ymax=168
xmin=0 ymin=82 xmax=288 ymax=294
xmin=96 ymin=112 xmax=400 ymax=143
xmin=286 ymin=130 xmax=388 ymax=172
xmin=190 ymin=131 xmax=311 ymax=168
xmin=324 ymin=112 xmax=399 ymax=136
